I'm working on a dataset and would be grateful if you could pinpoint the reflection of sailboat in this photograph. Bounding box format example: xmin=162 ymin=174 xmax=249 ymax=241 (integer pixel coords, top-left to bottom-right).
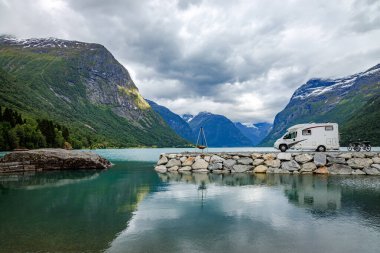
xmin=198 ymin=181 xmax=207 ymax=208
xmin=196 ymin=127 xmax=208 ymax=152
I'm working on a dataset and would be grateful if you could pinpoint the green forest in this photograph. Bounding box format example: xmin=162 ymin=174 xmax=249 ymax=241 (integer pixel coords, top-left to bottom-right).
xmin=0 ymin=106 xmax=73 ymax=151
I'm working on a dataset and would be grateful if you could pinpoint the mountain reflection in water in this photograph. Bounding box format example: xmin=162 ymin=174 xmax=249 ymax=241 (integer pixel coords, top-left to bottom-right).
xmin=1 ymin=162 xmax=380 ymax=253
xmin=108 ymin=172 xmax=380 ymax=253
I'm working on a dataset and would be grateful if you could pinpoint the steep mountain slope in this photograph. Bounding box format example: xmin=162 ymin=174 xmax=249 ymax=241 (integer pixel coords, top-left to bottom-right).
xmin=189 ymin=112 xmax=252 ymax=147
xmin=340 ymin=95 xmax=380 ymax=145
xmin=235 ymin=122 xmax=272 ymax=145
xmin=147 ymin=100 xmax=194 ymax=142
xmin=181 ymin=114 xmax=194 ymax=123
xmin=261 ymin=64 xmax=380 ymax=146
xmin=0 ymin=35 xmax=186 ymax=147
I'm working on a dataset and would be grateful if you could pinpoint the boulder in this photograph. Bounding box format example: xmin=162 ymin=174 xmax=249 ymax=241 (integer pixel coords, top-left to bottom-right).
xmin=232 ymin=165 xmax=252 ymax=173
xmin=363 ymin=167 xmax=380 ymax=175
xmin=314 ymin=153 xmax=327 ymax=166
xmin=295 ymin=154 xmax=313 ymax=163
xmin=180 ymin=156 xmax=188 ymax=163
xmin=210 ymin=155 xmax=225 ymax=163
xmin=237 ymin=153 xmax=251 ymax=157
xmin=372 ymin=164 xmax=380 ymax=170
xmin=339 ymin=153 xmax=352 ymax=159
xmin=168 ymin=166 xmax=179 ymax=172
xmin=154 ymin=165 xmax=167 ymax=173
xmin=301 ymin=162 xmax=317 ymax=172
xmin=353 ymin=153 xmax=365 ymax=158
xmin=168 ymin=154 xmax=177 ymax=159
xmin=347 ymin=158 xmax=373 ymax=169
xmin=263 ymin=153 xmax=276 ymax=160
xmin=293 ymin=170 xmax=300 ymax=175
xmin=192 ymin=159 xmax=209 ymax=170
xmin=253 ymin=165 xmax=268 ymax=173
xmin=273 ymin=168 xmax=290 ymax=174
xmin=327 ymin=157 xmax=346 ymax=164
xmin=224 ymin=159 xmax=237 ymax=169
xmin=364 ymin=152 xmax=377 ymax=158
xmin=264 ymin=159 xmax=281 ymax=168
xmin=157 ymin=156 xmax=168 ymax=165
xmin=0 ymin=149 xmax=111 ymax=172
xmin=251 ymin=153 xmax=262 ymax=159
xmin=208 ymin=163 xmax=223 ymax=170
xmin=328 ymin=164 xmax=352 ymax=175
xmin=326 ymin=152 xmax=339 ymax=158
xmin=372 ymin=157 xmax=380 ymax=164
xmin=277 ymin=153 xmax=292 ymax=161
xmin=281 ymin=160 xmax=301 ymax=171
xmin=182 ymin=157 xmax=195 ymax=166
xmin=252 ymin=159 xmax=264 ymax=166
xmin=352 ymin=169 xmax=366 ymax=175
xmin=166 ymin=159 xmax=181 ymax=168
xmin=213 ymin=169 xmax=230 ymax=174
xmin=314 ymin=166 xmax=329 ymax=174
xmin=232 ymin=156 xmax=240 ymax=160
xmin=178 ymin=166 xmax=192 ymax=172
xmin=204 ymin=156 xmax=211 ymax=162
xmin=193 ymin=169 xmax=209 ymax=173
xmin=238 ymin=158 xmax=253 ymax=165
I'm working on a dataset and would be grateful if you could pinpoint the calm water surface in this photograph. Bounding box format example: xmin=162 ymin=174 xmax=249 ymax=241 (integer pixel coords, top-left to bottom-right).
xmin=0 ymin=148 xmax=380 ymax=253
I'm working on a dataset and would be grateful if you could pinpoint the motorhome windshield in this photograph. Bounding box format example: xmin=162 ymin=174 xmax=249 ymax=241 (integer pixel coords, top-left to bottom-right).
xmin=283 ymin=131 xmax=297 ymax=139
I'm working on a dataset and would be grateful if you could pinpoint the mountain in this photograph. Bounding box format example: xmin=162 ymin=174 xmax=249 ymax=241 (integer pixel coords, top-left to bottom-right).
xmin=235 ymin=122 xmax=272 ymax=145
xmin=0 ymin=35 xmax=187 ymax=148
xmin=340 ymin=95 xmax=380 ymax=145
xmin=181 ymin=114 xmax=194 ymax=123
xmin=147 ymin=100 xmax=194 ymax=142
xmin=260 ymin=64 xmax=380 ymax=146
xmin=189 ymin=112 xmax=252 ymax=147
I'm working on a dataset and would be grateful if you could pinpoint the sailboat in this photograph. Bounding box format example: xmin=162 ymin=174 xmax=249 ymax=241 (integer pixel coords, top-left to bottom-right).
xmin=196 ymin=127 xmax=208 ymax=151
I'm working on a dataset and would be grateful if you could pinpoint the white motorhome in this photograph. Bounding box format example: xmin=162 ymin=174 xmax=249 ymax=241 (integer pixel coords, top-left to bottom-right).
xmin=274 ymin=123 xmax=340 ymax=152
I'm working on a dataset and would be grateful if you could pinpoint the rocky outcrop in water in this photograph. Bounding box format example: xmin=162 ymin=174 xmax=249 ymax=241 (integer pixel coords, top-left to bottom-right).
xmin=0 ymin=149 xmax=112 ymax=173
xmin=155 ymin=152 xmax=380 ymax=175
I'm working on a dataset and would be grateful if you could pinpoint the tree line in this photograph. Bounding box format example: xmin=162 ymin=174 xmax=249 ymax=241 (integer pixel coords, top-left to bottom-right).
xmin=0 ymin=106 xmax=72 ymax=151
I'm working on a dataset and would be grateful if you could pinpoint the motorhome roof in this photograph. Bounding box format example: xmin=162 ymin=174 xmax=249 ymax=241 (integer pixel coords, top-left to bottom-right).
xmin=287 ymin=123 xmax=337 ymax=131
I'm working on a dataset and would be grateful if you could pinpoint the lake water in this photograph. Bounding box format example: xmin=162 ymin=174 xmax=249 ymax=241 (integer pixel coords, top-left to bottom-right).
xmin=1 ymin=148 xmax=380 ymax=253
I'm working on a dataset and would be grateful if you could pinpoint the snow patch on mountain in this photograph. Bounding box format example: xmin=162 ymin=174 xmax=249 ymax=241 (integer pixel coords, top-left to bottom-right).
xmin=292 ymin=65 xmax=380 ymax=100
xmin=0 ymin=35 xmax=91 ymax=49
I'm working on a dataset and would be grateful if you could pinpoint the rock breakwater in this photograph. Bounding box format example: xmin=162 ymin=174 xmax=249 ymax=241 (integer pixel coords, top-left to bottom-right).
xmin=0 ymin=149 xmax=112 ymax=173
xmin=155 ymin=152 xmax=380 ymax=175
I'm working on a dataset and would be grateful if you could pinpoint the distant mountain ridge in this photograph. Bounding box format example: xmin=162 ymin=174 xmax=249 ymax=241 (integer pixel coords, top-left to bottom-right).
xmin=235 ymin=122 xmax=272 ymax=145
xmin=260 ymin=63 xmax=380 ymax=146
xmin=0 ymin=35 xmax=187 ymax=148
xmin=149 ymin=101 xmax=272 ymax=147
xmin=146 ymin=100 xmax=194 ymax=142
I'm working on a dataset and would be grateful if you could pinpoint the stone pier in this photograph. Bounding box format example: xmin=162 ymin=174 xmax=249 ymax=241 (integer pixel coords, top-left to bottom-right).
xmin=155 ymin=152 xmax=380 ymax=175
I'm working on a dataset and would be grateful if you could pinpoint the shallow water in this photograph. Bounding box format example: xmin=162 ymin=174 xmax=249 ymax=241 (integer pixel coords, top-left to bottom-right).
xmin=0 ymin=149 xmax=380 ymax=253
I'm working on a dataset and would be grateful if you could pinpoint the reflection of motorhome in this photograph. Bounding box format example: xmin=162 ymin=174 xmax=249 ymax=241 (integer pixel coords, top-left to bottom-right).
xmin=274 ymin=123 xmax=340 ymax=152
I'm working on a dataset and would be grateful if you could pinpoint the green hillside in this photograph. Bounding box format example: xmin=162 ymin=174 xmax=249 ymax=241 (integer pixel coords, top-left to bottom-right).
xmin=340 ymin=95 xmax=380 ymax=145
xmin=0 ymin=36 xmax=187 ymax=149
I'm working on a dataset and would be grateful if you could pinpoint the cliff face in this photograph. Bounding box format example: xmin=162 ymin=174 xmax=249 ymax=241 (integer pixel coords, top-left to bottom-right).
xmin=0 ymin=36 xmax=186 ymax=147
xmin=261 ymin=64 xmax=380 ymax=146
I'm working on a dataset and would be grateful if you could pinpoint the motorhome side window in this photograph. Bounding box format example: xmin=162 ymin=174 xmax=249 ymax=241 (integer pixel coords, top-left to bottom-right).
xmin=302 ymin=129 xmax=311 ymax=135
xmin=325 ymin=126 xmax=333 ymax=131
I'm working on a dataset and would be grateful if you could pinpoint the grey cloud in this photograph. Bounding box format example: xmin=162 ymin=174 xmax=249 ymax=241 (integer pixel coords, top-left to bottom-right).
xmin=0 ymin=0 xmax=379 ymax=123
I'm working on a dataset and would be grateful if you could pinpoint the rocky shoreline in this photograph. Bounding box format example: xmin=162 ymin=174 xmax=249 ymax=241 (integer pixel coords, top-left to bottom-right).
xmin=155 ymin=152 xmax=380 ymax=175
xmin=0 ymin=149 xmax=112 ymax=173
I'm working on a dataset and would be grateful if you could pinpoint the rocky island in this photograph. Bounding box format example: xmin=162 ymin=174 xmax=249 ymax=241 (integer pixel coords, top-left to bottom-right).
xmin=0 ymin=149 xmax=112 ymax=173
xmin=155 ymin=152 xmax=380 ymax=175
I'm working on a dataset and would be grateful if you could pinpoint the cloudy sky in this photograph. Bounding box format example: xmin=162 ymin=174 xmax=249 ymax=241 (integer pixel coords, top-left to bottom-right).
xmin=1 ymin=0 xmax=379 ymax=123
